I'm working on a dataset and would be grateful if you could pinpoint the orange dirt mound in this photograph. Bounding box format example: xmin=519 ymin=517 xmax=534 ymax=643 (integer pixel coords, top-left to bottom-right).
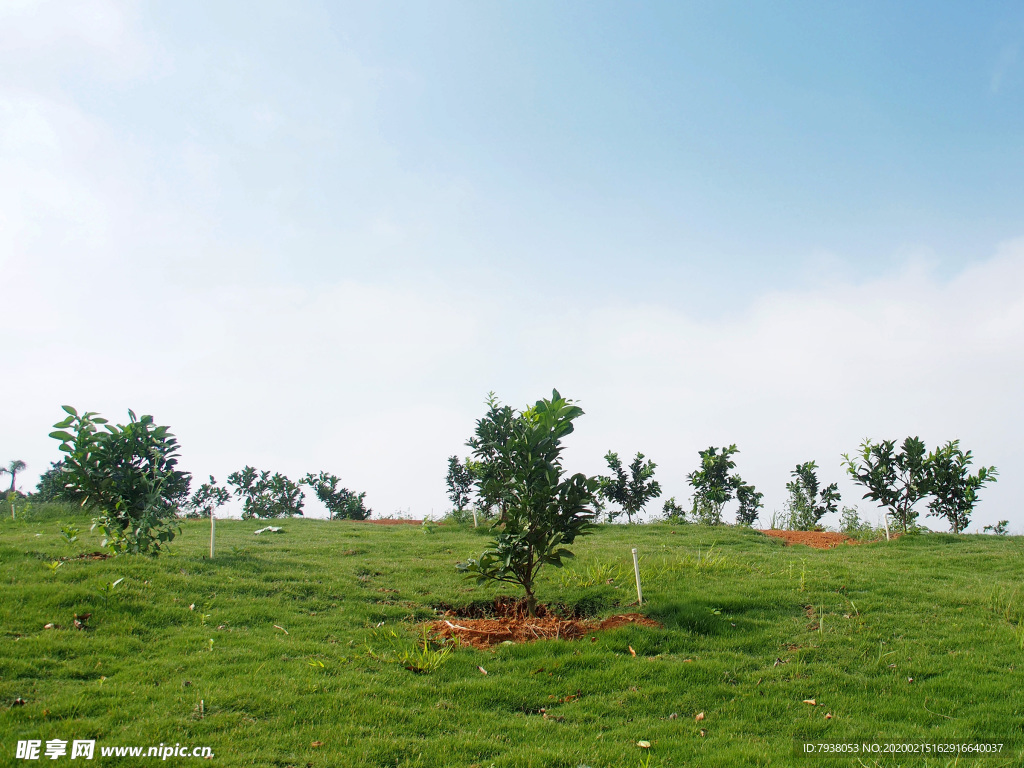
xmin=758 ymin=530 xmax=855 ymax=549
xmin=429 ymin=612 xmax=661 ymax=649
xmin=354 ymin=518 xmax=424 ymax=526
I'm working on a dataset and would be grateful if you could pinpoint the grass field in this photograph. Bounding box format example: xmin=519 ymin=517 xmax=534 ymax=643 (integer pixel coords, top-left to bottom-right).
xmin=2 ymin=507 xmax=1024 ymax=767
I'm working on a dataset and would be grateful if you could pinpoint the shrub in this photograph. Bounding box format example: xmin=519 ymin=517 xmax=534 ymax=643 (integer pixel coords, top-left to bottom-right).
xmin=984 ymin=520 xmax=1010 ymax=536
xmin=687 ymin=445 xmax=761 ymax=525
xmin=34 ymin=461 xmax=76 ymax=503
xmin=465 ymin=393 xmax=518 ymax=520
xmin=842 ymin=437 xmax=927 ymax=534
xmin=458 ymin=390 xmax=599 ymax=617
xmin=784 ymin=461 xmax=840 ymax=531
xmin=597 ymin=451 xmax=662 ymax=524
xmin=227 ymin=467 xmax=305 ymax=519
xmin=302 ymin=471 xmax=371 ymax=520
xmin=49 ymin=407 xmax=190 ymax=555
xmin=184 ymin=476 xmax=231 ymax=519
xmin=661 ymin=496 xmax=688 ymax=524
xmin=445 ymin=456 xmax=474 ymax=516
xmin=923 ymin=440 xmax=997 ymax=534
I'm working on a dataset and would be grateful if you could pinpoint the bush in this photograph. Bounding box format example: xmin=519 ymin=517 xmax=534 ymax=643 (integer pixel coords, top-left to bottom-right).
xmin=924 ymin=440 xmax=997 ymax=534
xmin=302 ymin=471 xmax=371 ymax=520
xmin=458 ymin=390 xmax=599 ymax=617
xmin=183 ymin=477 xmax=231 ymax=519
xmin=687 ymin=445 xmax=762 ymax=526
xmin=227 ymin=467 xmax=305 ymax=519
xmin=49 ymin=407 xmax=190 ymax=555
xmin=661 ymin=496 xmax=688 ymax=524
xmin=597 ymin=451 xmax=661 ymax=524
xmin=784 ymin=461 xmax=840 ymax=531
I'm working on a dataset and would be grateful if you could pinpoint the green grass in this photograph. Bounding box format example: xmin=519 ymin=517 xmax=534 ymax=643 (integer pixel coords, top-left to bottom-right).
xmin=2 ymin=512 xmax=1024 ymax=767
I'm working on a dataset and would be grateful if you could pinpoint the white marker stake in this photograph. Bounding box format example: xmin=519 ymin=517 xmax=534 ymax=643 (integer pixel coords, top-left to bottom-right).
xmin=473 ymin=508 xmax=478 ymax=528
xmin=882 ymin=512 xmax=890 ymax=541
xmin=632 ymin=547 xmax=643 ymax=606
xmin=210 ymin=513 xmax=216 ymax=559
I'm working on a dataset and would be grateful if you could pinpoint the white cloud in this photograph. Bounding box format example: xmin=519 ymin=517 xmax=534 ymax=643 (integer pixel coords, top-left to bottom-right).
xmin=0 ymin=0 xmax=151 ymax=81
xmin=2 ymin=9 xmax=1020 ymax=534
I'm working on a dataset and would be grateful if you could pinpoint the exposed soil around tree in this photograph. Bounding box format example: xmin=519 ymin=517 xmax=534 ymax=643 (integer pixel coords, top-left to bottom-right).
xmin=354 ymin=518 xmax=424 ymax=526
xmin=58 ymin=552 xmax=112 ymax=562
xmin=758 ymin=530 xmax=856 ymax=549
xmin=428 ymin=597 xmax=661 ymax=649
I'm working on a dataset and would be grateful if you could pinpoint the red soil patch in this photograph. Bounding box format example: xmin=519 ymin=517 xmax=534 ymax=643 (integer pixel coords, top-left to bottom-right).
xmin=59 ymin=552 xmax=112 ymax=562
xmin=353 ymin=518 xmax=424 ymax=526
xmin=429 ymin=606 xmax=661 ymax=649
xmin=758 ymin=530 xmax=855 ymax=549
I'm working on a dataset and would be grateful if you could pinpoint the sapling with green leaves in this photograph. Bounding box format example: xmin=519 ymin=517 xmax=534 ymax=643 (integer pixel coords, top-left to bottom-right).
xmin=458 ymin=390 xmax=599 ymax=617
xmin=465 ymin=393 xmax=518 ymax=522
xmin=185 ymin=477 xmax=231 ymax=519
xmin=597 ymin=451 xmax=662 ymax=524
xmin=444 ymin=456 xmax=475 ymax=519
xmin=97 ymin=577 xmax=124 ymax=605
xmin=661 ymin=496 xmax=687 ymax=524
xmin=984 ymin=520 xmax=1010 ymax=536
xmin=50 ymin=407 xmax=191 ymax=555
xmin=302 ymin=471 xmax=371 ymax=520
xmin=686 ymin=445 xmax=761 ymax=526
xmin=227 ymin=467 xmax=305 ymax=519
xmin=923 ymin=440 xmax=997 ymax=534
xmin=842 ymin=437 xmax=928 ymax=536
xmin=59 ymin=523 xmax=80 ymax=549
xmin=784 ymin=461 xmax=840 ymax=530
xmin=735 ymin=482 xmax=764 ymax=526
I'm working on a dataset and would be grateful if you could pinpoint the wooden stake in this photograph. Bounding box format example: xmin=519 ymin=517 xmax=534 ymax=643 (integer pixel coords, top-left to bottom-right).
xmin=210 ymin=513 xmax=215 ymax=559
xmin=472 ymin=508 xmax=478 ymax=528
xmin=632 ymin=547 xmax=643 ymax=606
xmin=882 ymin=512 xmax=890 ymax=541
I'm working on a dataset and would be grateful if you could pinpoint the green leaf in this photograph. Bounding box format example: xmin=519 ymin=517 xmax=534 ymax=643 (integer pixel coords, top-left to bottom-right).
xmin=49 ymin=431 xmax=75 ymax=442
xmin=62 ymin=405 xmax=78 ymax=416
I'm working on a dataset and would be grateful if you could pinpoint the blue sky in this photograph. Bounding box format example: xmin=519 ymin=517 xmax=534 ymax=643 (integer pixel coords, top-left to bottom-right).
xmin=3 ymin=1 xmax=1023 ymax=528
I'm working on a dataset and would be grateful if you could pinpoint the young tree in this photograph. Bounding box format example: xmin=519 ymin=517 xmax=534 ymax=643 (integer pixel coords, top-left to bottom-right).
xmin=597 ymin=451 xmax=662 ymax=524
xmin=1 ymin=459 xmax=27 ymax=493
xmin=227 ymin=467 xmax=305 ymax=519
xmin=688 ymin=445 xmax=737 ymax=525
xmin=839 ymin=505 xmax=872 ymax=534
xmin=458 ymin=390 xmax=599 ymax=617
xmin=302 ymin=471 xmax=371 ymax=520
xmin=465 ymin=393 xmax=518 ymax=521
xmin=686 ymin=445 xmax=760 ymax=526
xmin=35 ymin=461 xmax=73 ymax=502
xmin=185 ymin=476 xmax=231 ymax=519
xmin=923 ymin=440 xmax=997 ymax=534
xmin=661 ymin=496 xmax=687 ymax=524
xmin=842 ymin=437 xmax=928 ymax=535
xmin=735 ymin=481 xmax=764 ymax=526
xmin=50 ymin=407 xmax=191 ymax=555
xmin=445 ymin=456 xmax=475 ymax=515
xmin=784 ymin=461 xmax=840 ymax=531
xmin=984 ymin=520 xmax=1009 ymax=536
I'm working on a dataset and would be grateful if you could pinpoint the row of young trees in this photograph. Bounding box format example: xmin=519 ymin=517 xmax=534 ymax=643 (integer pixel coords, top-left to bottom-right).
xmin=453 ymin=391 xmax=1002 ymax=617
xmin=447 ymin=441 xmax=767 ymax=529
xmin=447 ymin=407 xmax=998 ymax=535
xmin=45 ymin=406 xmax=369 ymax=555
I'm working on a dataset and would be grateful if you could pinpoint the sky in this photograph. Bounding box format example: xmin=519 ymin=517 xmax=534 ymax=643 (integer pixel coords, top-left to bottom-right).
xmin=2 ymin=1 xmax=1023 ymax=530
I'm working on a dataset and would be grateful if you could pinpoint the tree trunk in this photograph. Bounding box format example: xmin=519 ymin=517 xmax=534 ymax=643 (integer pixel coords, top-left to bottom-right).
xmin=526 ymin=591 xmax=537 ymax=618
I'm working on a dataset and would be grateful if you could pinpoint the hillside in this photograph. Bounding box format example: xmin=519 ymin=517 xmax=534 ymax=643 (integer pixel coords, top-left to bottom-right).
xmin=2 ymin=512 xmax=1023 ymax=766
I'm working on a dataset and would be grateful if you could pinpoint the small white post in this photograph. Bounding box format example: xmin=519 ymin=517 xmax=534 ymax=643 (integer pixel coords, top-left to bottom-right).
xmin=210 ymin=513 xmax=216 ymax=559
xmin=632 ymin=547 xmax=643 ymax=606
xmin=882 ymin=512 xmax=890 ymax=541
xmin=472 ymin=508 xmax=478 ymax=528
